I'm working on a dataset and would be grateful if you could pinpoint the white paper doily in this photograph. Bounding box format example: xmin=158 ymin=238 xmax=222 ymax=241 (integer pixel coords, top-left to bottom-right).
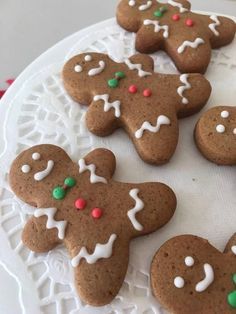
xmin=0 ymin=13 xmax=235 ymax=314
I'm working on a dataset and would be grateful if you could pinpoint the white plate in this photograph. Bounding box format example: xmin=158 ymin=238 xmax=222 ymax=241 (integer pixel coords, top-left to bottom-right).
xmin=0 ymin=13 xmax=235 ymax=314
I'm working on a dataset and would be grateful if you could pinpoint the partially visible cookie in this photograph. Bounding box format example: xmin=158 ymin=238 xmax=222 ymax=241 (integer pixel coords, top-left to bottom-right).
xmin=195 ymin=106 xmax=236 ymax=165
xmin=116 ymin=0 xmax=236 ymax=73
xmin=151 ymin=234 xmax=236 ymax=314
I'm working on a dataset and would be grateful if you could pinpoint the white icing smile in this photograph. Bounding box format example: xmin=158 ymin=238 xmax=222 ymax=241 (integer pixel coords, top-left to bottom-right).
xmin=34 ymin=160 xmax=54 ymax=181
xmin=71 ymin=234 xmax=117 ymax=267
xmin=195 ymin=263 xmax=214 ymax=292
xmin=88 ymin=61 xmax=106 ymax=76
xmin=139 ymin=1 xmax=152 ymax=11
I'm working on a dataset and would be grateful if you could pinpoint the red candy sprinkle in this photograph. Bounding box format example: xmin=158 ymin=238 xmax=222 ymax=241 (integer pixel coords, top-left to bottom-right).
xmin=143 ymin=89 xmax=152 ymax=97
xmin=185 ymin=19 xmax=194 ymax=27
xmin=75 ymin=198 xmax=86 ymax=210
xmin=91 ymin=207 xmax=103 ymax=219
xmin=129 ymin=85 xmax=137 ymax=94
xmin=172 ymin=14 xmax=180 ymax=21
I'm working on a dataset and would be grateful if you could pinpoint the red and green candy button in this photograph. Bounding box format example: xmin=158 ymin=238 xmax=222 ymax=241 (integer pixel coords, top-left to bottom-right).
xmin=52 ymin=177 xmax=76 ymax=200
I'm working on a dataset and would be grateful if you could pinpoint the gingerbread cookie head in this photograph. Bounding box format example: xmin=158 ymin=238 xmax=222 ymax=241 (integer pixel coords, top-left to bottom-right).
xmin=116 ymin=0 xmax=236 ymax=73
xmin=9 ymin=144 xmax=177 ymax=306
xmin=195 ymin=106 xmax=236 ymax=165
xmin=151 ymin=234 xmax=236 ymax=313
xmin=63 ymin=52 xmax=211 ymax=165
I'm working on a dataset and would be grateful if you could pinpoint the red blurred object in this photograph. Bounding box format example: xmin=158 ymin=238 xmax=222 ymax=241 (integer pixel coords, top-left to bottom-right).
xmin=0 ymin=79 xmax=15 ymax=99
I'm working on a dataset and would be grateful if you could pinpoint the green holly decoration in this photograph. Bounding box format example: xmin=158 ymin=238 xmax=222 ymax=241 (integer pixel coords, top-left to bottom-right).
xmin=64 ymin=177 xmax=76 ymax=188
xmin=227 ymin=274 xmax=236 ymax=308
xmin=115 ymin=71 xmax=126 ymax=79
xmin=52 ymin=186 xmax=66 ymax=200
xmin=108 ymin=78 xmax=119 ymax=88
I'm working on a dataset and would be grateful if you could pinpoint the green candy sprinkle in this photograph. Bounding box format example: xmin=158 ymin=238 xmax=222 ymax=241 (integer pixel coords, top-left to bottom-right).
xmin=228 ymin=291 xmax=236 ymax=308
xmin=115 ymin=71 xmax=126 ymax=79
xmin=108 ymin=78 xmax=119 ymax=88
xmin=52 ymin=186 xmax=66 ymax=200
xmin=64 ymin=177 xmax=76 ymax=188
xmin=154 ymin=10 xmax=163 ymax=17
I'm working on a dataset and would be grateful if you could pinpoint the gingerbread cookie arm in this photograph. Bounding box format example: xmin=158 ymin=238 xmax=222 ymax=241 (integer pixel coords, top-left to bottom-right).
xmin=80 ymin=148 xmax=116 ymax=182
xmin=22 ymin=216 xmax=61 ymax=253
xmin=203 ymin=14 xmax=236 ymax=48
xmin=125 ymin=183 xmax=176 ymax=237
xmin=116 ymin=0 xmax=142 ymax=32
xmin=165 ymin=73 xmax=212 ymax=118
xmin=72 ymin=237 xmax=129 ymax=306
xmin=129 ymin=54 xmax=154 ymax=72
xmin=224 ymin=233 xmax=236 ymax=255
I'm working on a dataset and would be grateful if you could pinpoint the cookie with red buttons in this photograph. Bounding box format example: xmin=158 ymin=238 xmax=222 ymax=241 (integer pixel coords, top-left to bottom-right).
xmin=9 ymin=144 xmax=177 ymax=306
xmin=151 ymin=234 xmax=236 ymax=314
xmin=63 ymin=52 xmax=211 ymax=165
xmin=195 ymin=106 xmax=236 ymax=165
xmin=116 ymin=0 xmax=236 ymax=73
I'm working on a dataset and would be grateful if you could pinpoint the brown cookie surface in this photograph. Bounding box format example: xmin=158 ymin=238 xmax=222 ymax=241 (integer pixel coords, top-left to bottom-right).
xmin=195 ymin=106 xmax=236 ymax=165
xmin=151 ymin=234 xmax=236 ymax=314
xmin=9 ymin=144 xmax=177 ymax=306
xmin=116 ymin=0 xmax=236 ymax=73
xmin=63 ymin=53 xmax=211 ymax=165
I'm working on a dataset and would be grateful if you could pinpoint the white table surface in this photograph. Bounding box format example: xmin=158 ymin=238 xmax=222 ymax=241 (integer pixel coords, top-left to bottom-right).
xmin=0 ymin=0 xmax=236 ymax=85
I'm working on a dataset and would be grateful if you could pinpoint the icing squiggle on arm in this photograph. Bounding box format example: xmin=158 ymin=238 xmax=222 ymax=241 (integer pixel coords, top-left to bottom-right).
xmin=209 ymin=15 xmax=220 ymax=36
xmin=168 ymin=0 xmax=188 ymax=13
xmin=34 ymin=160 xmax=54 ymax=181
xmin=135 ymin=115 xmax=170 ymax=139
xmin=93 ymin=94 xmax=121 ymax=118
xmin=143 ymin=20 xmax=169 ymax=38
xmin=88 ymin=61 xmax=105 ymax=76
xmin=125 ymin=59 xmax=152 ymax=77
xmin=177 ymin=74 xmax=191 ymax=105
xmin=78 ymin=159 xmax=108 ymax=184
xmin=177 ymin=38 xmax=205 ymax=54
xmin=71 ymin=234 xmax=117 ymax=267
xmin=34 ymin=208 xmax=67 ymax=240
xmin=127 ymin=189 xmax=144 ymax=231
xmin=139 ymin=0 xmax=152 ymax=11
xmin=195 ymin=263 xmax=214 ymax=292
xmin=232 ymin=246 xmax=236 ymax=255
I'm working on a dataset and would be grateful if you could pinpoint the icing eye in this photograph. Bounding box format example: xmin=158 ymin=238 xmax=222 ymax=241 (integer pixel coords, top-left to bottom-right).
xmin=84 ymin=55 xmax=92 ymax=62
xmin=174 ymin=276 xmax=185 ymax=288
xmin=21 ymin=164 xmax=31 ymax=173
xmin=74 ymin=65 xmax=83 ymax=73
xmin=221 ymin=110 xmax=229 ymax=118
xmin=32 ymin=152 xmax=41 ymax=160
xmin=185 ymin=256 xmax=195 ymax=267
xmin=129 ymin=0 xmax=135 ymax=7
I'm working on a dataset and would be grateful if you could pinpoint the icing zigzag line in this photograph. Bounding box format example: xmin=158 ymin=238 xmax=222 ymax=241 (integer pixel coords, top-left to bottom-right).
xmin=78 ymin=159 xmax=107 ymax=184
xmin=135 ymin=115 xmax=171 ymax=139
xmin=177 ymin=74 xmax=191 ymax=104
xmin=177 ymin=38 xmax=205 ymax=54
xmin=128 ymin=188 xmax=144 ymax=231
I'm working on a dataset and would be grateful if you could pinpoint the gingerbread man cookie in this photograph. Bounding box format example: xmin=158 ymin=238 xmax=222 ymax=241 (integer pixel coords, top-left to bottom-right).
xmin=9 ymin=144 xmax=177 ymax=306
xmin=116 ymin=0 xmax=236 ymax=73
xmin=63 ymin=53 xmax=211 ymax=165
xmin=195 ymin=106 xmax=236 ymax=165
xmin=151 ymin=234 xmax=236 ymax=313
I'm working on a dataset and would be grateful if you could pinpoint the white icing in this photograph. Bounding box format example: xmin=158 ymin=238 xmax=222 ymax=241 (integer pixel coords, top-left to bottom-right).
xmin=221 ymin=110 xmax=229 ymax=118
xmin=233 ymin=128 xmax=236 ymax=135
xmin=74 ymin=65 xmax=83 ymax=73
xmin=32 ymin=152 xmax=41 ymax=160
xmin=34 ymin=160 xmax=54 ymax=181
xmin=177 ymin=74 xmax=191 ymax=105
xmin=185 ymin=256 xmax=194 ymax=267
xmin=93 ymin=94 xmax=121 ymax=118
xmin=174 ymin=276 xmax=185 ymax=288
xmin=135 ymin=115 xmax=170 ymax=139
xmin=209 ymin=15 xmax=220 ymax=36
xmin=143 ymin=20 xmax=169 ymax=38
xmin=88 ymin=61 xmax=105 ymax=76
xmin=232 ymin=246 xmax=236 ymax=255
xmin=177 ymin=38 xmax=205 ymax=54
xmin=139 ymin=0 xmax=152 ymax=11
xmin=21 ymin=164 xmax=31 ymax=174
xmin=78 ymin=159 xmax=107 ymax=184
xmin=34 ymin=208 xmax=67 ymax=240
xmin=127 ymin=189 xmax=144 ymax=231
xmin=125 ymin=59 xmax=152 ymax=77
xmin=195 ymin=263 xmax=214 ymax=292
xmin=85 ymin=55 xmax=92 ymax=62
xmin=168 ymin=0 xmax=188 ymax=13
xmin=216 ymin=124 xmax=225 ymax=133
xmin=129 ymin=0 xmax=136 ymax=7
xmin=71 ymin=234 xmax=117 ymax=267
